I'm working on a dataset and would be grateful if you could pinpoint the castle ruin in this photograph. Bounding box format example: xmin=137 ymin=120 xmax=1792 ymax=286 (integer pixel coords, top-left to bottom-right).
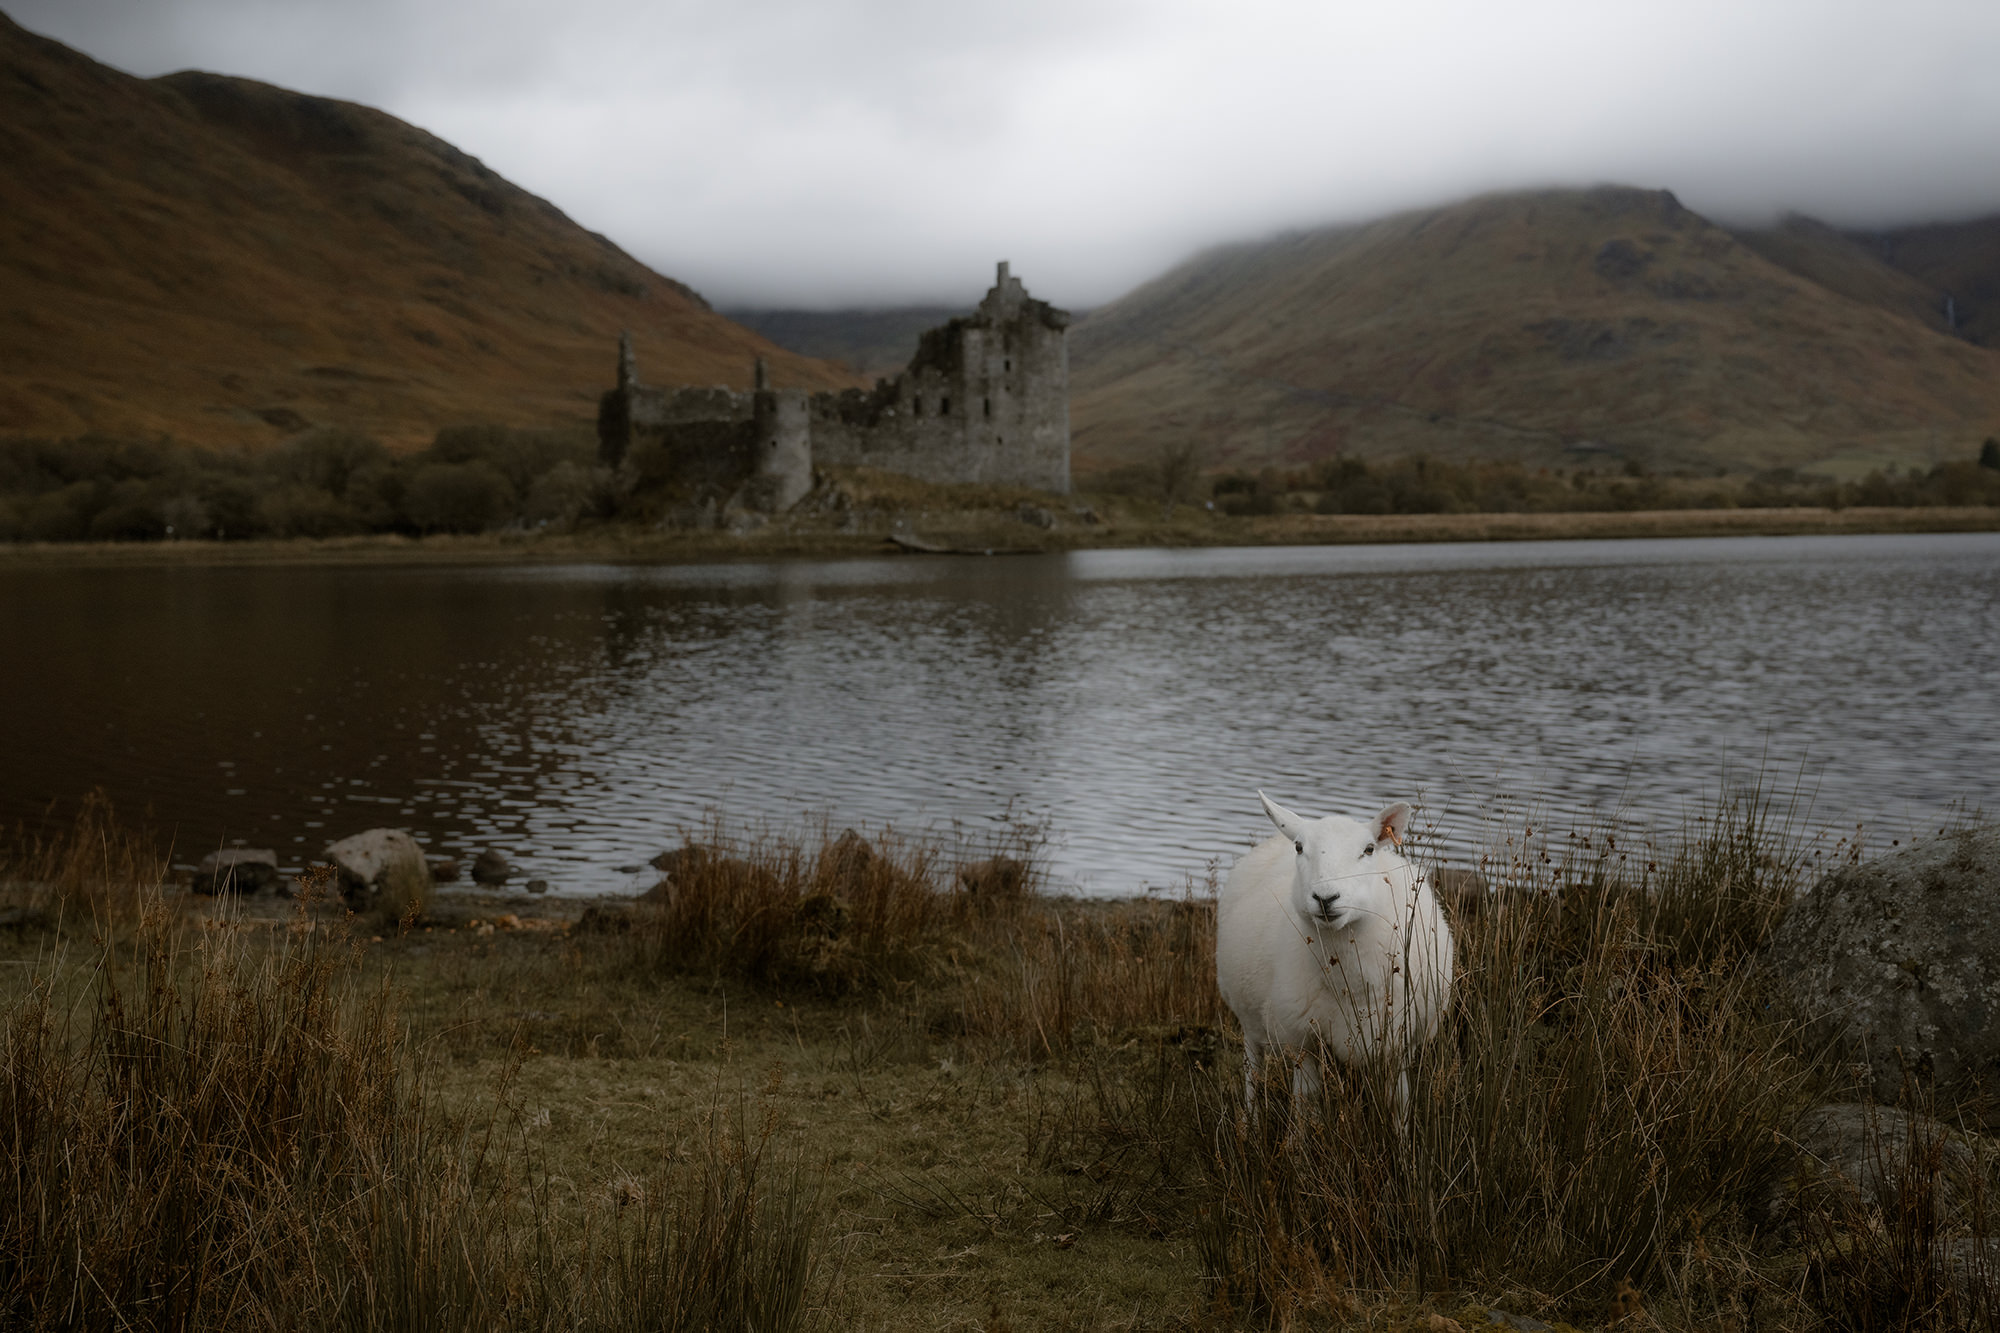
xmin=597 ymin=262 xmax=1070 ymax=509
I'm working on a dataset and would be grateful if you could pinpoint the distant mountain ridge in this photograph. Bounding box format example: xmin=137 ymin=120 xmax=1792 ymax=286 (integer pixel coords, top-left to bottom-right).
xmin=723 ymin=306 xmax=971 ymax=379
xmin=0 ymin=12 xmax=857 ymax=449
xmin=1070 ymin=187 xmax=2000 ymax=478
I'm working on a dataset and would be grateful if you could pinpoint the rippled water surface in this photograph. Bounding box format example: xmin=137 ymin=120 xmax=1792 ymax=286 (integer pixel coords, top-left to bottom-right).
xmin=4 ymin=533 xmax=1996 ymax=895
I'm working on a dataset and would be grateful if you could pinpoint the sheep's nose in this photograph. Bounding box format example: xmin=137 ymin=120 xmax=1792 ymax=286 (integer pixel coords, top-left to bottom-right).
xmin=1312 ymin=892 xmax=1337 ymax=912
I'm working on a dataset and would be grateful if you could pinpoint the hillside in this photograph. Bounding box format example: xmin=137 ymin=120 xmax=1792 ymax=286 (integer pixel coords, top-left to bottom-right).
xmin=724 ymin=305 xmax=970 ymax=379
xmin=1731 ymin=214 xmax=1954 ymax=336
xmin=0 ymin=13 xmax=858 ymax=450
xmin=1070 ymin=187 xmax=2000 ymax=478
xmin=1854 ymin=215 xmax=2000 ymax=346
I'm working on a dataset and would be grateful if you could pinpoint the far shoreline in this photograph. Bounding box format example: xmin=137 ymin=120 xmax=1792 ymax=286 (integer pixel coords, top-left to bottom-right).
xmin=2 ymin=503 xmax=1997 ymax=569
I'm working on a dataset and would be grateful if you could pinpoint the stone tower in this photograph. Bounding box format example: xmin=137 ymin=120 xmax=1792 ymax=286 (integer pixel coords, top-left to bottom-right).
xmin=807 ymin=261 xmax=1072 ymax=492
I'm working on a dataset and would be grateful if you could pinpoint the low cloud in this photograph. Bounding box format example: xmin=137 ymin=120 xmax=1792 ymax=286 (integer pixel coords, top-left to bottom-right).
xmin=14 ymin=0 xmax=2000 ymax=308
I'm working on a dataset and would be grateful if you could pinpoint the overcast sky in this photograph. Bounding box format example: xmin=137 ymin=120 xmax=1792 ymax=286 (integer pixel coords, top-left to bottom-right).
xmin=12 ymin=0 xmax=2000 ymax=309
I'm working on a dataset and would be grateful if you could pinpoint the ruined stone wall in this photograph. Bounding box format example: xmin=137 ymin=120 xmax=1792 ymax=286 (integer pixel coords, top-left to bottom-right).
xmin=808 ymin=263 xmax=1070 ymax=493
xmin=595 ymin=265 xmax=1070 ymax=508
xmin=594 ymin=349 xmax=815 ymax=510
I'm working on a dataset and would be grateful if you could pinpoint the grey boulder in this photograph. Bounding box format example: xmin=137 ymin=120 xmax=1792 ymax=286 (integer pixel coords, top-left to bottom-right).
xmin=1791 ymin=1103 xmax=1978 ymax=1213
xmin=324 ymin=828 xmax=432 ymax=920
xmin=1767 ymin=825 xmax=2000 ymax=1125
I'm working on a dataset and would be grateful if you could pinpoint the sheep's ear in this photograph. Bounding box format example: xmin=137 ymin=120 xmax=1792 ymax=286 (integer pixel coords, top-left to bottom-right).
xmin=1258 ymin=790 xmax=1308 ymax=843
xmin=1376 ymin=802 xmax=1412 ymax=846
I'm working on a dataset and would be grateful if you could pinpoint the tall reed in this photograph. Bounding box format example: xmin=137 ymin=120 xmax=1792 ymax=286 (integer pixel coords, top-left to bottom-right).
xmin=1187 ymin=791 xmax=1826 ymax=1324
xmin=1 ymin=789 xmax=164 ymax=925
xmin=1 ymin=887 xmax=829 ymax=1331
xmin=631 ymin=823 xmax=1034 ymax=995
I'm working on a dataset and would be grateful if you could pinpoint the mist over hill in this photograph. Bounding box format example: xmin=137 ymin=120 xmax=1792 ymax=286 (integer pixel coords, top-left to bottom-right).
xmin=722 ymin=306 xmax=971 ymax=380
xmin=0 ymin=13 xmax=856 ymax=450
xmin=1069 ymin=187 xmax=2000 ymax=479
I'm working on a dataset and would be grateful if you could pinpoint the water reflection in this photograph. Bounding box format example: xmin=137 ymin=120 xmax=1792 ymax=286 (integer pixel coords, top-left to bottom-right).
xmin=3 ymin=532 xmax=1995 ymax=896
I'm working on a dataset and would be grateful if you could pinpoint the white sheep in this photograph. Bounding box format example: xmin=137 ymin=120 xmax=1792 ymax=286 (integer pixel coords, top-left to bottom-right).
xmin=1216 ymin=792 xmax=1454 ymax=1110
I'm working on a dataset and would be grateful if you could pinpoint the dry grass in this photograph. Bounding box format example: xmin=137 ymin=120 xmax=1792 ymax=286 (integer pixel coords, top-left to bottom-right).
xmin=0 ymin=790 xmax=166 ymax=931
xmin=0 ymin=833 xmax=828 ymax=1330
xmin=7 ymin=798 xmax=1999 ymax=1331
xmin=1800 ymin=1079 xmax=2000 ymax=1332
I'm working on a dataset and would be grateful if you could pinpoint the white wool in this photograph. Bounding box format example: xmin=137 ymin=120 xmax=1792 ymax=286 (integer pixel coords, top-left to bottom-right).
xmin=1215 ymin=792 xmax=1454 ymax=1107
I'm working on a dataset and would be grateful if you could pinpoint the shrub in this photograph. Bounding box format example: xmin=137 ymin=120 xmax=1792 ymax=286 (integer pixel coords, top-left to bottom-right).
xmin=22 ymin=481 xmax=96 ymax=542
xmin=524 ymin=459 xmax=600 ymax=526
xmin=269 ymin=427 xmax=387 ymax=495
xmin=85 ymin=480 xmax=163 ymax=541
xmin=428 ymin=424 xmax=593 ymax=497
xmin=255 ymin=483 xmax=362 ymax=538
xmin=402 ymin=460 xmax=513 ymax=533
xmin=634 ymin=825 xmax=1030 ymax=995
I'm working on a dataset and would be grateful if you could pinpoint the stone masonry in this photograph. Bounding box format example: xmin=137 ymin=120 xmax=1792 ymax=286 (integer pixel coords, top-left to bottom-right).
xmin=597 ymin=263 xmax=1069 ymax=509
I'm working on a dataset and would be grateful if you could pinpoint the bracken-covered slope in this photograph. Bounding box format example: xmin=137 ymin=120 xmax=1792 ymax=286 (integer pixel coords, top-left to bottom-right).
xmin=1070 ymin=187 xmax=2000 ymax=477
xmin=1852 ymin=215 xmax=2000 ymax=348
xmin=0 ymin=13 xmax=857 ymax=449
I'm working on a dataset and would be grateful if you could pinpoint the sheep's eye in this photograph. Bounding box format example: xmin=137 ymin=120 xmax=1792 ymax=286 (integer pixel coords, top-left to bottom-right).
xmin=1294 ymin=842 xmax=1304 ymax=856
xmin=1362 ymin=844 xmax=1375 ymax=856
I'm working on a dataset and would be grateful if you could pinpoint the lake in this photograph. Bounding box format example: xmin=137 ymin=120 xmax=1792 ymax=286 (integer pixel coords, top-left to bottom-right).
xmin=3 ymin=532 xmax=1995 ymax=896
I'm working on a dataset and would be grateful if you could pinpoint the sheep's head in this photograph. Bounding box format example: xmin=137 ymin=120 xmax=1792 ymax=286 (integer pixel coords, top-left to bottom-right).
xmin=1257 ymin=791 xmax=1414 ymax=931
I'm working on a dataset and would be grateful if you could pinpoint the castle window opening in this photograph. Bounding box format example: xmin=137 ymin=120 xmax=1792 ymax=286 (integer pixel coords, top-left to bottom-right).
xmin=983 ymin=397 xmax=991 ymax=417
xmin=912 ymin=397 xmax=922 ymax=417
xmin=941 ymin=397 xmax=951 ymax=414
xmin=1004 ymin=359 xmax=1011 ymax=372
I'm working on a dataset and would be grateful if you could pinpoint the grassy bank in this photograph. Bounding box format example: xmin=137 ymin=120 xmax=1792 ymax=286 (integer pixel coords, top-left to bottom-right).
xmin=3 ymin=499 xmax=1998 ymax=569
xmin=3 ymin=806 xmax=1996 ymax=1330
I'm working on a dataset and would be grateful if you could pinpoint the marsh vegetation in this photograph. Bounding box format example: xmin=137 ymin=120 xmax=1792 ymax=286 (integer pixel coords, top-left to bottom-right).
xmin=2 ymin=797 xmax=1995 ymax=1330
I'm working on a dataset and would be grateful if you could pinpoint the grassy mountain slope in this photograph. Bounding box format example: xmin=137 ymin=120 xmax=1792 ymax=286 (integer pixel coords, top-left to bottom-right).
xmin=0 ymin=13 xmax=857 ymax=449
xmin=1854 ymin=215 xmax=2000 ymax=347
xmin=1732 ymin=215 xmax=1954 ymax=337
xmin=1070 ymin=187 xmax=2000 ymax=478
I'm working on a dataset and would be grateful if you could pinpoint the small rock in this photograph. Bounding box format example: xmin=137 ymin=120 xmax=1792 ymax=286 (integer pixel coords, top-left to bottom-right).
xmin=193 ymin=848 xmax=282 ymax=896
xmin=324 ymin=829 xmax=432 ymax=921
xmin=525 ymin=878 xmax=549 ymax=894
xmin=1016 ymin=502 xmax=1056 ymax=529
xmin=429 ymin=858 xmax=462 ymax=884
xmin=614 ymin=864 xmax=642 ymax=874
xmin=471 ymin=849 xmax=512 ymax=885
xmin=495 ymin=913 xmax=521 ymax=930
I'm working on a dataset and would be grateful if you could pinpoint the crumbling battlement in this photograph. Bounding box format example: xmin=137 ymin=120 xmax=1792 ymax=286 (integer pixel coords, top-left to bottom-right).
xmin=597 ymin=263 xmax=1069 ymax=511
